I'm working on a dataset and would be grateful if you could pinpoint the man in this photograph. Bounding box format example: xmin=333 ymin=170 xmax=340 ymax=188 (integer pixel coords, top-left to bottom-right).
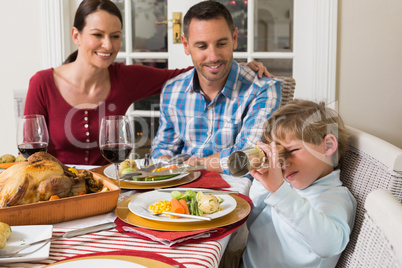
xmin=151 ymin=1 xmax=281 ymax=175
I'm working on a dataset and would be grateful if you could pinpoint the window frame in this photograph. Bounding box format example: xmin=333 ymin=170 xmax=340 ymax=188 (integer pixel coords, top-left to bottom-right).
xmin=41 ymin=0 xmax=338 ymax=104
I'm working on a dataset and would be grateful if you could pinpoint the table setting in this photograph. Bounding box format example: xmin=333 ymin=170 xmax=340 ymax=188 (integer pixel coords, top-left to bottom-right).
xmin=0 ymin=114 xmax=253 ymax=267
xmin=0 ymin=161 xmax=252 ymax=268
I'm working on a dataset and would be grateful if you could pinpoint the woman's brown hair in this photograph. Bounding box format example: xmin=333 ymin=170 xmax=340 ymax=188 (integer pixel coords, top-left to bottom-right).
xmin=64 ymin=0 xmax=123 ymax=64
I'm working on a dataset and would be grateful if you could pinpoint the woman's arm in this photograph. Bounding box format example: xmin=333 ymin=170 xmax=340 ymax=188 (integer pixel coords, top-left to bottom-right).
xmin=24 ymin=71 xmax=49 ymax=118
xmin=242 ymin=61 xmax=274 ymax=78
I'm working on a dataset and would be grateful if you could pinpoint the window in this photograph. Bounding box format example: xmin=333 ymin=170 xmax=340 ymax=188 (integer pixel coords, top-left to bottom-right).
xmin=43 ymin=0 xmax=338 ymax=157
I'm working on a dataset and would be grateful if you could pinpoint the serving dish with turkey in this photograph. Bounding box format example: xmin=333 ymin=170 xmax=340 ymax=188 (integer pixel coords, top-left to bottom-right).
xmin=0 ymin=152 xmax=119 ymax=225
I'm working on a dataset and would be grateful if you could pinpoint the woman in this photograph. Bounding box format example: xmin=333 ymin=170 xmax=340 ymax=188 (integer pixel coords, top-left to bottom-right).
xmin=24 ymin=0 xmax=271 ymax=166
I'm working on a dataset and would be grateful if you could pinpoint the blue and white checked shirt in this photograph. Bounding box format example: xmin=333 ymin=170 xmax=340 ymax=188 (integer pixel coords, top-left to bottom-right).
xmin=152 ymin=61 xmax=281 ymax=175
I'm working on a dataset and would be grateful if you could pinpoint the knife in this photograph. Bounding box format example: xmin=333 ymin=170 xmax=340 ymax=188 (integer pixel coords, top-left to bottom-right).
xmin=153 ymin=211 xmax=211 ymax=221
xmin=136 ymin=161 xmax=166 ymax=173
xmin=140 ymin=207 xmax=211 ymax=221
xmin=155 ymin=189 xmax=239 ymax=195
xmin=121 ymin=165 xmax=206 ymax=180
xmin=135 ymin=153 xmax=192 ymax=173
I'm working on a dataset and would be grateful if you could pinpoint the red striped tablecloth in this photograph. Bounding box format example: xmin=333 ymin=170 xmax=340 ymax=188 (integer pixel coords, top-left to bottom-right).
xmin=5 ymin=228 xmax=224 ymax=268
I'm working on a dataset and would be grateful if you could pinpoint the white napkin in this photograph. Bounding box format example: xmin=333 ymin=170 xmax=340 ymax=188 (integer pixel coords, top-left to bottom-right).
xmin=220 ymin=174 xmax=252 ymax=196
xmin=122 ymin=226 xmax=218 ymax=247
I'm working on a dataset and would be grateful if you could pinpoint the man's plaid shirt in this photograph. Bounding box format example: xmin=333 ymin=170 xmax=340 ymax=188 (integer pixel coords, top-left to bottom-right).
xmin=152 ymin=61 xmax=281 ymax=175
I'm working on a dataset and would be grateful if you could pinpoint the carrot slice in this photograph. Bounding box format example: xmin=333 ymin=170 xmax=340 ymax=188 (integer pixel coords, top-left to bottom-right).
xmin=163 ymin=164 xmax=178 ymax=170
xmin=0 ymin=162 xmax=19 ymax=169
xmin=171 ymin=198 xmax=185 ymax=214
xmin=153 ymin=165 xmax=179 ymax=172
xmin=49 ymin=195 xmax=60 ymax=201
xmin=179 ymin=199 xmax=190 ymax=214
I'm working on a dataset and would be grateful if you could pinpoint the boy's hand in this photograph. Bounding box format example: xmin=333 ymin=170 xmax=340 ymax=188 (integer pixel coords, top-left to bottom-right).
xmin=250 ymin=141 xmax=284 ymax=193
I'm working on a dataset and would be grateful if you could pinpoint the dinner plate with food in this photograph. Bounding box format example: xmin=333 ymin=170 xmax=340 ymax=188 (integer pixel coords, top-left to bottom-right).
xmin=46 ymin=259 xmax=148 ymax=268
xmin=128 ymin=188 xmax=237 ymax=223
xmin=45 ymin=255 xmax=174 ymax=268
xmin=103 ymin=159 xmax=189 ymax=185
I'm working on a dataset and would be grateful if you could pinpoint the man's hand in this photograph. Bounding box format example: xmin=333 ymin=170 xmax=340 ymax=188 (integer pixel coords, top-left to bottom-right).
xmin=157 ymin=155 xmax=173 ymax=160
xmin=186 ymin=156 xmax=201 ymax=166
xmin=186 ymin=154 xmax=223 ymax=173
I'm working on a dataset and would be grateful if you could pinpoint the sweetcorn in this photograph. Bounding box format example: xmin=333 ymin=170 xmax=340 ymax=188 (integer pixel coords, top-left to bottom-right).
xmin=149 ymin=200 xmax=172 ymax=213
xmin=68 ymin=167 xmax=78 ymax=174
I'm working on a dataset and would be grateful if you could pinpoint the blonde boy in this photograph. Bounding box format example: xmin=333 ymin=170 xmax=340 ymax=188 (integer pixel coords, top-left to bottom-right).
xmin=243 ymin=99 xmax=357 ymax=268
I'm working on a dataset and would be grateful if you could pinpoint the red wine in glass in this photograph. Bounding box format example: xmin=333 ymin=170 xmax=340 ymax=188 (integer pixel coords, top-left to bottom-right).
xmin=99 ymin=115 xmax=134 ymax=188
xmin=18 ymin=142 xmax=48 ymax=159
xmin=17 ymin=114 xmax=49 ymax=159
xmin=100 ymin=143 xmax=133 ymax=164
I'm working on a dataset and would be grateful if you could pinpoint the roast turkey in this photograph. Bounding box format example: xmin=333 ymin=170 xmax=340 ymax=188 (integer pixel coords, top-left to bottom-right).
xmin=0 ymin=152 xmax=100 ymax=208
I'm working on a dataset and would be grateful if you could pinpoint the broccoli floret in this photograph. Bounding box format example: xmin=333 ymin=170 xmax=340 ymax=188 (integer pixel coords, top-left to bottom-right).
xmin=184 ymin=190 xmax=196 ymax=200
xmin=171 ymin=190 xmax=197 ymax=201
xmin=121 ymin=168 xmax=136 ymax=175
xmin=171 ymin=190 xmax=184 ymax=200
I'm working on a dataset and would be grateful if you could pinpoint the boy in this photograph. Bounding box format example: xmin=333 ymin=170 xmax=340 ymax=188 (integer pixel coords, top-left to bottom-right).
xmin=242 ymin=99 xmax=357 ymax=268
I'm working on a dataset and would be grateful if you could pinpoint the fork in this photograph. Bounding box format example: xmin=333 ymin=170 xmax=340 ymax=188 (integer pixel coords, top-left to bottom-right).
xmin=147 ymin=153 xmax=191 ymax=169
xmin=143 ymin=148 xmax=154 ymax=167
xmin=138 ymin=153 xmax=191 ymax=173
xmin=142 ymin=207 xmax=211 ymax=221
xmin=120 ymin=164 xmax=205 ymax=180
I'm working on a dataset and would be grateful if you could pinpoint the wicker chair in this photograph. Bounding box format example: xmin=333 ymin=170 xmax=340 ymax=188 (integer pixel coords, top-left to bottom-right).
xmin=349 ymin=189 xmax=402 ymax=267
xmin=336 ymin=126 xmax=402 ymax=267
xmin=275 ymin=76 xmax=296 ymax=107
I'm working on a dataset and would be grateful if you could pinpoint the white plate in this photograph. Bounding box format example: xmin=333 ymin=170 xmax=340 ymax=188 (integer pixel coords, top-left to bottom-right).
xmin=0 ymin=225 xmax=53 ymax=263
xmin=103 ymin=161 xmax=189 ymax=185
xmin=66 ymin=164 xmax=101 ymax=170
xmin=47 ymin=259 xmax=147 ymax=268
xmin=128 ymin=188 xmax=237 ymax=222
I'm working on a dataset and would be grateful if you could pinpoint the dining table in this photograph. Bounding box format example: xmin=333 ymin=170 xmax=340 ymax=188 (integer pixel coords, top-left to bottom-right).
xmin=1 ymin=164 xmax=252 ymax=268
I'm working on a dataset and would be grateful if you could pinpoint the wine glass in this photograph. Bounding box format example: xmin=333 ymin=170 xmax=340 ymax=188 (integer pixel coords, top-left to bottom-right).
xmin=16 ymin=114 xmax=49 ymax=159
xmin=99 ymin=115 xmax=134 ymax=187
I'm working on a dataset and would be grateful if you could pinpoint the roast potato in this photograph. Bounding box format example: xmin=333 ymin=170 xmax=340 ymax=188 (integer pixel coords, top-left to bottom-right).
xmin=15 ymin=154 xmax=26 ymax=162
xmin=119 ymin=159 xmax=137 ymax=175
xmin=198 ymin=194 xmax=220 ymax=214
xmin=0 ymin=222 xmax=11 ymax=249
xmin=0 ymin=154 xmax=15 ymax=163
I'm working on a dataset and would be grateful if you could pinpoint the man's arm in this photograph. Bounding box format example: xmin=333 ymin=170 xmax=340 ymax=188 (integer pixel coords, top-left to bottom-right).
xmin=151 ymin=86 xmax=184 ymax=159
xmin=187 ymin=79 xmax=281 ymax=174
xmin=186 ymin=153 xmax=223 ymax=173
xmin=219 ymin=80 xmax=281 ymax=174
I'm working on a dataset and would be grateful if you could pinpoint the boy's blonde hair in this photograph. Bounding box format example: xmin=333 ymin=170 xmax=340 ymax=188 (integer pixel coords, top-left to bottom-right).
xmin=263 ymin=99 xmax=349 ymax=166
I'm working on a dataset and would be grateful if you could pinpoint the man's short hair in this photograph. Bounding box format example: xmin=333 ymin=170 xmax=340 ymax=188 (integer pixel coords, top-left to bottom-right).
xmin=183 ymin=1 xmax=234 ymax=39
